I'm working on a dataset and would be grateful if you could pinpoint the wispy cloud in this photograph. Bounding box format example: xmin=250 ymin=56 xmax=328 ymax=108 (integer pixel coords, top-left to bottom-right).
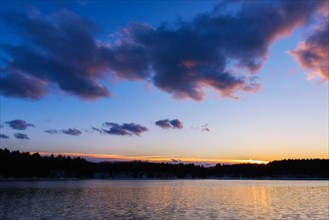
xmin=44 ymin=129 xmax=61 ymax=134
xmin=102 ymin=122 xmax=148 ymax=136
xmin=6 ymin=119 xmax=34 ymax=130
xmin=62 ymin=128 xmax=82 ymax=136
xmin=14 ymin=133 xmax=30 ymax=140
xmin=91 ymin=127 xmax=102 ymax=134
xmin=44 ymin=128 xmax=82 ymax=136
xmin=0 ymin=134 xmax=9 ymax=139
xmin=201 ymin=123 xmax=210 ymax=132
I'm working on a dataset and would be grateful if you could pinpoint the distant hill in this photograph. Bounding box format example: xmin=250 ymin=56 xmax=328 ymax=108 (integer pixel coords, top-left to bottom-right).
xmin=0 ymin=148 xmax=328 ymax=179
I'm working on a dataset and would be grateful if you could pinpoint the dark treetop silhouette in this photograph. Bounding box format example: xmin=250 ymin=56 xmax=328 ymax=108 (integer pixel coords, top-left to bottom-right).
xmin=0 ymin=149 xmax=328 ymax=179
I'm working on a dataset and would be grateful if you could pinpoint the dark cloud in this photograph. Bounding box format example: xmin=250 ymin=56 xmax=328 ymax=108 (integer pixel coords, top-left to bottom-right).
xmin=44 ymin=129 xmax=61 ymax=134
xmin=201 ymin=123 xmax=210 ymax=132
xmin=0 ymin=134 xmax=9 ymax=139
xmin=44 ymin=128 xmax=82 ymax=136
xmin=170 ymin=119 xmax=183 ymax=129
xmin=100 ymin=0 xmax=324 ymax=100
xmin=103 ymin=122 xmax=148 ymax=136
xmin=202 ymin=128 xmax=210 ymax=132
xmin=155 ymin=120 xmax=171 ymax=129
xmin=121 ymin=123 xmax=148 ymax=136
xmin=6 ymin=119 xmax=34 ymax=130
xmin=155 ymin=119 xmax=183 ymax=129
xmin=1 ymin=1 xmax=326 ymax=101
xmin=14 ymin=133 xmax=30 ymax=140
xmin=0 ymin=72 xmax=47 ymax=99
xmin=1 ymin=9 xmax=110 ymax=100
xmin=290 ymin=17 xmax=329 ymax=81
xmin=91 ymin=127 xmax=102 ymax=134
xmin=62 ymin=128 xmax=82 ymax=136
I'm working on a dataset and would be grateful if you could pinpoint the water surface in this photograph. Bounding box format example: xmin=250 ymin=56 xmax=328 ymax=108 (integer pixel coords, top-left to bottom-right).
xmin=0 ymin=180 xmax=328 ymax=219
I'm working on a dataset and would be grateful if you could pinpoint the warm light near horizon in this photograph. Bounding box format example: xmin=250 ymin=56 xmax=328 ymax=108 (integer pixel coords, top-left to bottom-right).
xmin=36 ymin=151 xmax=269 ymax=165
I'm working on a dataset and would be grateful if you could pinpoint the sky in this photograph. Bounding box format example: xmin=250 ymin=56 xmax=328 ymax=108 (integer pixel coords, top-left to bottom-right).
xmin=0 ymin=0 xmax=328 ymax=165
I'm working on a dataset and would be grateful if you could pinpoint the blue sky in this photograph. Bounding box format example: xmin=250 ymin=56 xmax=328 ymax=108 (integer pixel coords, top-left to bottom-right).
xmin=0 ymin=0 xmax=328 ymax=164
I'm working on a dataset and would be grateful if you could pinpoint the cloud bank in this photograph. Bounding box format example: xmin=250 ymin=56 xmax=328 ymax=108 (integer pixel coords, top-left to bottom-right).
xmin=1 ymin=9 xmax=110 ymax=100
xmin=1 ymin=0 xmax=327 ymax=101
xmin=6 ymin=120 xmax=34 ymax=130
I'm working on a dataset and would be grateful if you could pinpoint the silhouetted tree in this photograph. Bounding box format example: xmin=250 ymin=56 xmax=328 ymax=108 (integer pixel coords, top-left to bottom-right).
xmin=0 ymin=149 xmax=328 ymax=179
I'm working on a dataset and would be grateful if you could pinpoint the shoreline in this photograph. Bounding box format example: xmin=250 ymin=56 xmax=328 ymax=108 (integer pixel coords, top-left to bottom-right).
xmin=1 ymin=177 xmax=328 ymax=181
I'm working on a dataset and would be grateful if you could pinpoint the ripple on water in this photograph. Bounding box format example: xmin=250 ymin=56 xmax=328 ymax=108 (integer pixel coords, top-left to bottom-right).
xmin=0 ymin=180 xmax=328 ymax=219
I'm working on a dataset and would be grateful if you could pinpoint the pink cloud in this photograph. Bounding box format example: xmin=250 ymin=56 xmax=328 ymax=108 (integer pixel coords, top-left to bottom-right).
xmin=290 ymin=18 xmax=329 ymax=81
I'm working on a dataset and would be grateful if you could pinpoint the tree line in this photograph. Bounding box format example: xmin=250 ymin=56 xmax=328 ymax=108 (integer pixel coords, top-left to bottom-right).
xmin=0 ymin=148 xmax=328 ymax=179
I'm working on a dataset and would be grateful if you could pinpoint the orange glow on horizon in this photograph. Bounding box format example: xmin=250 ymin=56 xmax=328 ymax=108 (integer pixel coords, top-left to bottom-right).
xmin=35 ymin=151 xmax=269 ymax=165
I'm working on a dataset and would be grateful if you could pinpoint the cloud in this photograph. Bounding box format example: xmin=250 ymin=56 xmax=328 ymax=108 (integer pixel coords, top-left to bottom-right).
xmin=0 ymin=72 xmax=47 ymax=99
xmin=6 ymin=119 xmax=34 ymax=130
xmin=44 ymin=129 xmax=61 ymax=134
xmin=155 ymin=119 xmax=183 ymax=129
xmin=169 ymin=119 xmax=183 ymax=129
xmin=171 ymin=159 xmax=183 ymax=164
xmin=14 ymin=133 xmax=30 ymax=140
xmin=1 ymin=1 xmax=326 ymax=101
xmin=290 ymin=17 xmax=329 ymax=81
xmin=155 ymin=120 xmax=171 ymax=129
xmin=1 ymin=9 xmax=110 ymax=100
xmin=201 ymin=123 xmax=210 ymax=132
xmin=44 ymin=128 xmax=82 ymax=136
xmin=91 ymin=127 xmax=103 ymax=134
xmin=202 ymin=128 xmax=210 ymax=132
xmin=99 ymin=0 xmax=324 ymax=100
xmin=62 ymin=128 xmax=82 ymax=136
xmin=0 ymin=134 xmax=9 ymax=139
xmin=103 ymin=122 xmax=148 ymax=136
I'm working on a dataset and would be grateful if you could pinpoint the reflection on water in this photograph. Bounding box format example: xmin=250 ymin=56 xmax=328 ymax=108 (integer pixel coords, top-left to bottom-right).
xmin=0 ymin=180 xmax=328 ymax=219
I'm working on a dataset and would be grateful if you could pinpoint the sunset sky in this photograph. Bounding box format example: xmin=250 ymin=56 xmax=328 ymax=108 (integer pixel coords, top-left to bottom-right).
xmin=0 ymin=0 xmax=328 ymax=165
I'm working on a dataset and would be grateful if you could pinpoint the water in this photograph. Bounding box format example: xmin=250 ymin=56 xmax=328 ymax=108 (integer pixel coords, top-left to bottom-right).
xmin=0 ymin=180 xmax=328 ymax=219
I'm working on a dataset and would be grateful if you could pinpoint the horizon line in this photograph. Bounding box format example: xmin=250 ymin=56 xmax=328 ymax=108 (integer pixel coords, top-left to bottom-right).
xmin=33 ymin=151 xmax=273 ymax=165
